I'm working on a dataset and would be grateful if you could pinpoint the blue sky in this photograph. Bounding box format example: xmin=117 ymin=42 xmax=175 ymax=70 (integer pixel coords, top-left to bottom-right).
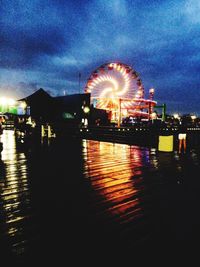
xmin=1 ymin=0 xmax=200 ymax=114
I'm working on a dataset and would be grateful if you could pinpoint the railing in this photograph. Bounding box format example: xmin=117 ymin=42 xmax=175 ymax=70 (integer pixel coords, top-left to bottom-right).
xmin=77 ymin=125 xmax=200 ymax=148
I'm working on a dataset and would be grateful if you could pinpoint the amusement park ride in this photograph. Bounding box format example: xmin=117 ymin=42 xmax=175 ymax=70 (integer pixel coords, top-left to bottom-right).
xmin=84 ymin=62 xmax=157 ymax=127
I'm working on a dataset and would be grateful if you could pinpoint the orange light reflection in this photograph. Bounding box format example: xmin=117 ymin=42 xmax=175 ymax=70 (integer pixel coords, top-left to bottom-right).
xmin=83 ymin=140 xmax=145 ymax=220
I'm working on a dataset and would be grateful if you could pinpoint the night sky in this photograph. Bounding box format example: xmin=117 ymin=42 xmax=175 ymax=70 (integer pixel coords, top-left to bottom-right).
xmin=1 ymin=0 xmax=200 ymax=115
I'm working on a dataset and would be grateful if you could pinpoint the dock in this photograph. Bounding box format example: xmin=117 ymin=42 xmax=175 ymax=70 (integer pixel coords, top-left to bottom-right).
xmin=1 ymin=129 xmax=200 ymax=264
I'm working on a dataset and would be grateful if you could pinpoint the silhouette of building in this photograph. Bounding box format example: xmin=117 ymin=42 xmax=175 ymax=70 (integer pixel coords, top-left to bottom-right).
xmin=18 ymin=88 xmax=91 ymax=126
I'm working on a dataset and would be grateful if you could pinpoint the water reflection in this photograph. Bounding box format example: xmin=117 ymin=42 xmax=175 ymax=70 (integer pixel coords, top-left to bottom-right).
xmin=82 ymin=140 xmax=154 ymax=244
xmin=1 ymin=131 xmax=200 ymax=260
xmin=82 ymin=140 xmax=200 ymax=250
xmin=0 ymin=130 xmax=31 ymax=257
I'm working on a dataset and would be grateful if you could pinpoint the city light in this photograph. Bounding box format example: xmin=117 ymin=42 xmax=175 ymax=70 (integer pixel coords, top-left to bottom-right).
xmin=20 ymin=102 xmax=27 ymax=109
xmin=173 ymin=113 xmax=180 ymax=119
xmin=151 ymin=112 xmax=157 ymax=119
xmin=149 ymin=88 xmax=155 ymax=94
xmin=191 ymin=115 xmax=196 ymax=120
xmin=0 ymin=97 xmax=17 ymax=114
xmin=83 ymin=106 xmax=90 ymax=113
xmin=0 ymin=97 xmax=16 ymax=106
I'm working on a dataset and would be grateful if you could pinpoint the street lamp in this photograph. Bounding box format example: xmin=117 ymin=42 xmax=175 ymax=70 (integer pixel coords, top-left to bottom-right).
xmin=148 ymin=88 xmax=155 ymax=120
xmin=191 ymin=115 xmax=196 ymax=126
xmin=117 ymin=98 xmax=121 ymax=127
xmin=173 ymin=113 xmax=181 ymax=126
xmin=191 ymin=115 xmax=196 ymax=120
xmin=83 ymin=106 xmax=90 ymax=114
xmin=151 ymin=112 xmax=157 ymax=120
xmin=149 ymin=88 xmax=155 ymax=100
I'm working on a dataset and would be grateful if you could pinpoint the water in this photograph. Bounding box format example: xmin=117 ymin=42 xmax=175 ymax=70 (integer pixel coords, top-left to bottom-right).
xmin=1 ymin=130 xmax=200 ymax=264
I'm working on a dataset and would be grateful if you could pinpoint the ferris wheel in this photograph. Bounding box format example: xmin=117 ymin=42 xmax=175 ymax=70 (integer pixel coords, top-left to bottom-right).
xmin=84 ymin=62 xmax=156 ymax=122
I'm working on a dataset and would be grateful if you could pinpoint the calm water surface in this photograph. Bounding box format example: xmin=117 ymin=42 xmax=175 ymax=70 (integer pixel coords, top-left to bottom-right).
xmin=1 ymin=130 xmax=200 ymax=264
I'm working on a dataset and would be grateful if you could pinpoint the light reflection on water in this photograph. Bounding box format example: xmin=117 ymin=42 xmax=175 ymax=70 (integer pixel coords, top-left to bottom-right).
xmin=82 ymin=140 xmax=155 ymax=244
xmin=0 ymin=130 xmax=30 ymax=256
xmin=81 ymin=139 xmax=200 ymax=249
xmin=1 ymin=132 xmax=200 ymax=260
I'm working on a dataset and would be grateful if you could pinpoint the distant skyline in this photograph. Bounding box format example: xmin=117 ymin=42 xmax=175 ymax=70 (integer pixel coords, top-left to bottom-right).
xmin=1 ymin=0 xmax=200 ymax=115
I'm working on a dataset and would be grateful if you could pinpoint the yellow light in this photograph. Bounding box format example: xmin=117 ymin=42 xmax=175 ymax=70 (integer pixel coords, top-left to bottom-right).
xmin=151 ymin=112 xmax=157 ymax=119
xmin=8 ymin=98 xmax=16 ymax=106
xmin=191 ymin=115 xmax=196 ymax=120
xmin=0 ymin=97 xmax=16 ymax=106
xmin=173 ymin=113 xmax=179 ymax=119
xmin=20 ymin=102 xmax=27 ymax=109
xmin=83 ymin=106 xmax=90 ymax=113
xmin=0 ymin=97 xmax=8 ymax=105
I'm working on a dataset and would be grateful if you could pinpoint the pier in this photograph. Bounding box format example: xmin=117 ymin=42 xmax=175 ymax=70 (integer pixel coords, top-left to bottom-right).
xmin=1 ymin=129 xmax=200 ymax=264
xmin=78 ymin=125 xmax=200 ymax=149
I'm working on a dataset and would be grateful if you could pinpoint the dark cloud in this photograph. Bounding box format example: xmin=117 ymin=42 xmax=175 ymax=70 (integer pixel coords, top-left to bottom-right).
xmin=0 ymin=0 xmax=200 ymax=114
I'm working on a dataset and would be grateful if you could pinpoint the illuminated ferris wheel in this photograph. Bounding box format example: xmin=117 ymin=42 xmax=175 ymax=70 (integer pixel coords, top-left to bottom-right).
xmin=84 ymin=62 xmax=156 ymax=122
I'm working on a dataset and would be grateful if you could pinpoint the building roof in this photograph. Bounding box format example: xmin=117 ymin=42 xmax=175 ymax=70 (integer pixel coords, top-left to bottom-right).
xmin=18 ymin=88 xmax=52 ymax=102
xmin=54 ymin=93 xmax=90 ymax=105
